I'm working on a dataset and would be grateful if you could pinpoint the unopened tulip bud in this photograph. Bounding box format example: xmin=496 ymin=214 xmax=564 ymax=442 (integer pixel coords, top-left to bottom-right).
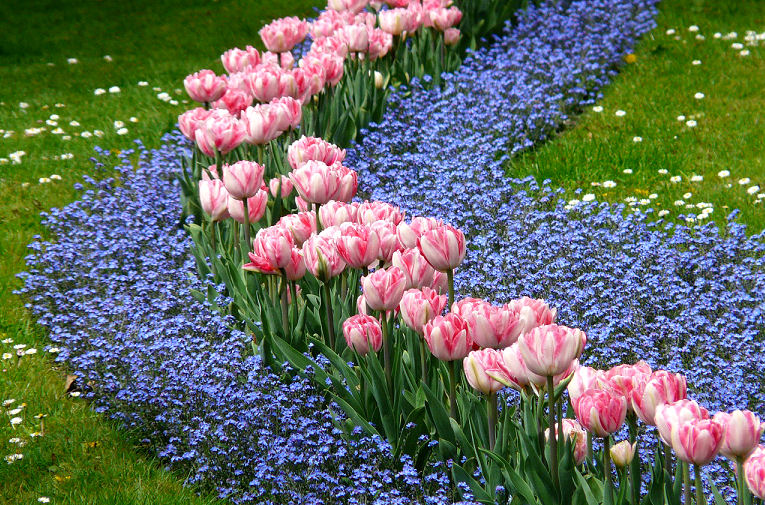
xmin=610 ymin=440 xmax=637 ymax=468
xmin=374 ymin=71 xmax=384 ymax=89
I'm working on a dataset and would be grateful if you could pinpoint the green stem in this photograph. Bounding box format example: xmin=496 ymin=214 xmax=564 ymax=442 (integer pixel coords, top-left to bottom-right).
xmin=280 ymin=270 xmax=290 ymax=341
xmin=420 ymin=338 xmax=428 ymax=384
xmin=664 ymin=437 xmax=674 ymax=478
xmin=214 ymin=148 xmax=222 ymax=178
xmin=381 ymin=315 xmax=391 ymax=388
xmin=604 ymin=436 xmax=613 ymax=501
xmin=487 ymin=391 xmax=497 ymax=451
xmin=587 ymin=431 xmax=594 ymax=469
xmin=537 ymin=390 xmax=547 ymax=464
xmin=210 ymin=220 xmax=217 ymax=277
xmin=447 ymin=268 xmax=455 ymax=309
xmin=737 ymin=457 xmax=748 ymax=505
xmin=314 ymin=203 xmax=323 ymax=233
xmin=242 ymin=197 xmax=251 ymax=250
xmin=695 ymin=464 xmax=706 ymax=505
xmin=322 ymin=281 xmax=335 ymax=349
xmin=628 ymin=413 xmax=641 ymax=505
xmin=683 ymin=461 xmax=692 ymax=505
xmin=547 ymin=375 xmax=559 ymax=492
xmin=449 ymin=359 xmax=458 ymax=420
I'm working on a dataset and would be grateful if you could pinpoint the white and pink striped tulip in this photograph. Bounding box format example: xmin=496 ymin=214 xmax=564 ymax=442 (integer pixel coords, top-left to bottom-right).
xmin=444 ymin=27 xmax=460 ymax=46
xmin=568 ymin=366 xmax=605 ymax=406
xmin=399 ymin=287 xmax=447 ymax=335
xmin=269 ymin=175 xmax=293 ymax=199
xmin=464 ymin=348 xmax=506 ymax=394
xmin=271 ymin=96 xmax=303 ymax=130
xmin=428 ymin=7 xmax=462 ymax=31
xmin=378 ymin=8 xmax=410 ymax=36
xmin=673 ymin=418 xmax=724 ymax=466
xmin=290 ymin=160 xmax=341 ymax=205
xmin=338 ymin=24 xmax=369 ymax=53
xmin=518 ymin=324 xmax=586 ymax=377
xmin=259 ymin=17 xmax=309 ymax=53
xmin=368 ymin=29 xmax=393 ymax=60
xmin=370 ymin=220 xmax=402 ymax=263
xmin=391 ymin=248 xmax=436 ymax=289
xmin=603 ymin=360 xmax=652 ymax=408
xmin=396 ymin=216 xmax=442 ymax=249
xmin=221 ymin=46 xmax=261 ymax=73
xmin=302 ymin=234 xmax=346 ymax=281
xmin=417 ymin=224 xmax=465 ymax=272
xmin=630 ymin=370 xmax=688 ymax=425
xmin=184 ymin=69 xmax=227 ymax=103
xmin=227 ymin=191 xmax=267 ymax=225
xmin=655 ymin=399 xmax=710 ymax=447
xmin=288 ymin=136 xmax=346 ymax=169
xmin=362 ymin=266 xmax=407 ymax=311
xmin=424 ymin=312 xmax=472 ymax=361
xmin=574 ymin=388 xmax=628 ymax=437
xmin=319 ymin=201 xmax=358 ymax=227
xmin=357 ymin=201 xmax=404 ymax=226
xmin=343 ymin=314 xmax=383 ymax=355
xmin=178 ymin=107 xmax=211 ymax=141
xmin=194 ymin=112 xmax=246 ymax=157
xmin=337 ymin=223 xmax=380 ymax=268
xmin=198 ymin=179 xmax=230 ymax=222
xmin=745 ymin=446 xmax=765 ymax=498
xmin=328 ymin=0 xmax=369 ymax=14
xmin=222 ymin=161 xmax=264 ymax=200
xmin=278 ymin=211 xmax=317 ymax=246
xmin=713 ymin=410 xmax=763 ymax=460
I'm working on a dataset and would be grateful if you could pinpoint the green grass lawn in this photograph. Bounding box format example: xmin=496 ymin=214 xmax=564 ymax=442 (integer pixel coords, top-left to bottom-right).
xmin=0 ymin=1 xmax=320 ymax=503
xmin=507 ymin=0 xmax=765 ymax=233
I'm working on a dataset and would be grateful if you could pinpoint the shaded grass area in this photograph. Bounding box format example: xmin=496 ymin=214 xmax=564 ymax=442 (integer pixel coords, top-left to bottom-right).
xmin=507 ymin=0 xmax=765 ymax=233
xmin=0 ymin=0 xmax=320 ymax=503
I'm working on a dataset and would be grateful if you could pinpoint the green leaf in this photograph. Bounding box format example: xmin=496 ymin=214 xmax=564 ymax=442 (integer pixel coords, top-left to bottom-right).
xmin=574 ymin=469 xmax=601 ymax=505
xmin=421 ymin=382 xmax=456 ymax=449
xmin=452 ymin=463 xmax=494 ymax=504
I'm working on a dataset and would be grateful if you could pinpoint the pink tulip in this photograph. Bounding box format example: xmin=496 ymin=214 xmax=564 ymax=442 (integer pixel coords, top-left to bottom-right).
xmin=630 ymin=370 xmax=688 ymax=425
xmin=243 ymin=225 xmax=295 ymax=274
xmin=222 ymin=161 xmax=265 ymax=200
xmin=430 ymin=270 xmax=448 ymax=294
xmin=269 ymin=175 xmax=293 ymax=199
xmin=337 ymin=223 xmax=380 ymax=268
xmin=574 ymin=388 xmax=627 ymax=437
xmin=178 ymin=107 xmax=211 ymax=141
xmin=310 ymin=36 xmax=349 ymax=59
xmin=357 ymin=201 xmax=404 ymax=226
xmin=518 ymin=324 xmax=585 ymax=377
xmin=221 ymin=46 xmax=261 ymax=73
xmin=654 ymin=400 xmax=710 ymax=447
xmin=399 ymin=287 xmax=447 ymax=335
xmin=423 ymin=312 xmax=472 ymax=361
xmin=278 ymin=212 xmax=316 ymax=246
xmin=444 ymin=27 xmax=460 ymax=46
xmin=489 ymin=343 xmax=532 ymax=391
xmin=343 ymin=314 xmax=383 ymax=355
xmin=311 ymin=52 xmax=345 ymax=86
xmin=227 ymin=191 xmax=267 ymax=224
xmin=452 ymin=298 xmax=493 ymax=345
xmin=378 ymin=8 xmax=410 ymax=36
xmin=246 ymin=66 xmax=282 ymax=103
xmin=198 ymin=179 xmax=230 ymax=221
xmin=545 ymin=419 xmax=588 ymax=465
xmin=368 ymin=29 xmax=394 ymax=60
xmin=284 ymin=247 xmax=306 ymax=280
xmin=370 ymin=220 xmax=402 ymax=263
xmin=405 ymin=2 xmax=423 ymax=31
xmin=338 ymin=24 xmax=369 ymax=53
xmin=194 ymin=111 xmax=246 ymax=157
xmin=568 ymin=366 xmax=605 ymax=406
xmin=310 ymin=10 xmax=347 ymax=38
xmin=396 ymin=216 xmax=442 ymax=249
xmin=319 ymin=200 xmax=358 ymax=227
xmin=271 ymin=96 xmax=303 ymax=130
xmin=302 ymin=234 xmax=346 ymax=281
xmin=332 ymin=163 xmax=358 ymax=202
xmin=184 ymin=69 xmax=227 ymax=103
xmin=328 ymin=0 xmax=369 ymax=14
xmin=362 ymin=266 xmax=406 ymax=311
xmin=603 ymin=360 xmax=652 ymax=409
xmin=487 ymin=304 xmax=527 ymax=348
xmin=213 ymin=88 xmax=253 ymax=117
xmin=713 ymin=410 xmax=764 ymax=460
xmin=391 ymin=248 xmax=435 ymax=289
xmin=745 ymin=446 xmax=765 ymax=498
xmin=610 ymin=441 xmax=637 ymax=468
xmin=673 ymin=418 xmax=724 ymax=466
xmin=509 ymin=296 xmax=557 ymax=331
xmin=288 ymin=136 xmax=346 ymax=169
xmin=318 ymin=224 xmax=342 ymax=241
xmin=290 ymin=160 xmax=341 ymax=205
xmin=464 ymin=348 xmax=506 ymax=394
xmin=428 ymin=7 xmax=462 ymax=31
xmin=295 ymin=196 xmax=311 ymax=212
xmin=241 ymin=104 xmax=283 ymax=145
xmin=277 ymin=71 xmax=299 ymax=99
xmin=259 ymin=17 xmax=308 ymax=53
xmin=417 ymin=224 xmax=466 ymax=272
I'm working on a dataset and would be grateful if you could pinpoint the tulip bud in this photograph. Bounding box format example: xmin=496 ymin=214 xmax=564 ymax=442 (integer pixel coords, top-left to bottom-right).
xmin=545 ymin=419 xmax=588 ymax=465
xmin=269 ymin=175 xmax=293 ymax=199
xmin=198 ymin=179 xmax=230 ymax=222
xmin=227 ymin=191 xmax=268 ymax=224
xmin=713 ymin=410 xmax=764 ymax=460
xmin=222 ymin=160 xmax=265 ymax=200
xmin=464 ymin=349 xmax=506 ymax=395
xmin=610 ymin=440 xmax=637 ymax=468
xmin=374 ymin=71 xmax=385 ymax=89
xmin=444 ymin=27 xmax=460 ymax=46
xmin=342 ymin=314 xmax=383 ymax=355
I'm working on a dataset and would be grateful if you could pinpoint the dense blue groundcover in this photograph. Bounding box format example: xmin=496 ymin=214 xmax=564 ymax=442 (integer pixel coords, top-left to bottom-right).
xmin=349 ymin=0 xmax=765 ymax=415
xmin=19 ymin=0 xmax=764 ymax=503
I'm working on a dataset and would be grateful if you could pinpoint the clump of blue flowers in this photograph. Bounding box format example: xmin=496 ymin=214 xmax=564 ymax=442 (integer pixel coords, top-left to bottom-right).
xmin=349 ymin=0 xmax=765 ymax=418
xmin=17 ymin=137 xmax=465 ymax=504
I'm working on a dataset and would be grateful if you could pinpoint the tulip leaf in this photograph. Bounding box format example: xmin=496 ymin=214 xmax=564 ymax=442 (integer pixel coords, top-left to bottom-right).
xmin=574 ymin=469 xmax=601 ymax=505
xmin=452 ymin=463 xmax=494 ymax=504
xmin=422 ymin=382 xmax=457 ymax=449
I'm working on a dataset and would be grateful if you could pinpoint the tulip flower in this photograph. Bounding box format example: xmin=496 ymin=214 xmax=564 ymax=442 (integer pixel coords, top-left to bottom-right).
xmin=745 ymin=446 xmax=765 ymax=499
xmin=178 ymin=107 xmax=211 ymax=141
xmin=221 ymin=46 xmax=260 ymax=73
xmin=259 ymin=17 xmax=309 ymax=53
xmin=369 ymin=220 xmax=402 ymax=264
xmin=213 ymin=88 xmax=253 ymax=117
xmin=271 ymin=96 xmax=302 ymax=130
xmin=574 ymin=388 xmax=628 ymax=437
xmin=198 ymin=179 xmax=229 ymax=222
xmin=378 ymin=8 xmax=410 ymax=36
xmin=391 ymin=248 xmax=436 ymax=289
xmin=327 ymin=0 xmax=368 ymax=14
xmin=673 ymin=418 xmax=724 ymax=466
xmin=337 ymin=223 xmax=380 ymax=269
xmin=319 ymin=201 xmax=358 ymax=228
xmin=568 ymin=366 xmax=605 ymax=406
xmin=342 ymin=314 xmax=383 ymax=355
xmin=425 ymin=312 xmax=471 ymax=419
xmin=246 ymin=65 xmax=282 ymax=104
xmin=417 ymin=224 xmax=465 ymax=272
xmin=227 ymin=191 xmax=267 ymax=225
xmin=464 ymin=348 xmax=506 ymax=449
xmin=428 ymin=7 xmax=462 ymax=31
xmin=545 ymin=419 xmax=588 ymax=466
xmin=333 ymin=164 xmax=358 ymax=203
xmin=184 ymin=69 xmax=227 ymax=103
xmin=610 ymin=440 xmax=637 ymax=468
xmin=338 ymin=24 xmax=369 ymax=53
xmin=452 ymin=298 xmax=493 ymax=345
xmin=194 ymin=111 xmax=246 ymax=157
xmin=288 ymin=136 xmax=346 ymax=169
xmin=357 ymin=201 xmax=404 ymax=226
xmin=290 ymin=160 xmax=341 ymax=206
xmin=362 ymin=266 xmax=406 ymax=312
xmin=269 ymin=175 xmax=293 ymax=199
xmin=488 ymin=343 xmax=532 ymax=392
xmin=713 ymin=410 xmax=764 ymax=461
xmin=222 ymin=161 xmax=265 ymax=200
xmin=631 ymin=370 xmax=688 ymax=425
xmin=250 ymin=226 xmax=295 ymax=271
xmin=367 ymin=28 xmax=393 ymax=60
xmin=278 ymin=211 xmax=316 ymax=246
xmin=444 ymin=27 xmax=460 ymax=46
xmin=654 ymin=400 xmax=710 ymax=448
xmin=302 ymin=234 xmax=346 ymax=282
xmin=509 ymin=296 xmax=557 ymax=331
xmin=518 ymin=324 xmax=586 ymax=377
xmin=241 ymin=104 xmax=283 ymax=145
xmin=399 ymin=287 xmax=447 ymax=335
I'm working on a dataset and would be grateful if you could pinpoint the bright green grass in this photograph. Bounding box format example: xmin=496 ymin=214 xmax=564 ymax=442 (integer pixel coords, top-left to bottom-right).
xmin=0 ymin=1 xmax=320 ymax=503
xmin=507 ymin=0 xmax=765 ymax=233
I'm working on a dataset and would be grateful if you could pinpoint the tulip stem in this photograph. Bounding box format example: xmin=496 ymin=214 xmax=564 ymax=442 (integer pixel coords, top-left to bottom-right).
xmin=420 ymin=338 xmax=428 ymax=384
xmin=587 ymin=432 xmax=594 ymax=469
xmin=280 ymin=270 xmax=290 ymax=342
xmin=214 ymin=148 xmax=222 ymax=179
xmin=314 ymin=203 xmax=323 ymax=233
xmin=322 ymin=281 xmax=335 ymax=349
xmin=737 ymin=457 xmax=748 ymax=505
xmin=663 ymin=437 xmax=674 ymax=478
xmin=381 ymin=314 xmax=391 ymax=389
xmin=242 ymin=197 xmax=251 ymax=250
xmin=603 ymin=437 xmax=613 ymax=501
xmin=683 ymin=461 xmax=692 ymax=505
xmin=695 ymin=464 xmax=706 ymax=505
xmin=447 ymin=269 xmax=455 ymax=309
xmin=449 ymin=359 xmax=458 ymax=420
xmin=628 ymin=414 xmax=641 ymax=505
xmin=487 ymin=391 xmax=497 ymax=451
xmin=537 ymin=391 xmax=547 ymax=463
xmin=547 ymin=375 xmax=559 ymax=492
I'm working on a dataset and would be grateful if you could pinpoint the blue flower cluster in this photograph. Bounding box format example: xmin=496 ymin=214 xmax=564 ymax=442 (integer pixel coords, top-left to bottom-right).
xmin=349 ymin=0 xmax=765 ymax=416
xmin=17 ymin=137 xmax=464 ymax=504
